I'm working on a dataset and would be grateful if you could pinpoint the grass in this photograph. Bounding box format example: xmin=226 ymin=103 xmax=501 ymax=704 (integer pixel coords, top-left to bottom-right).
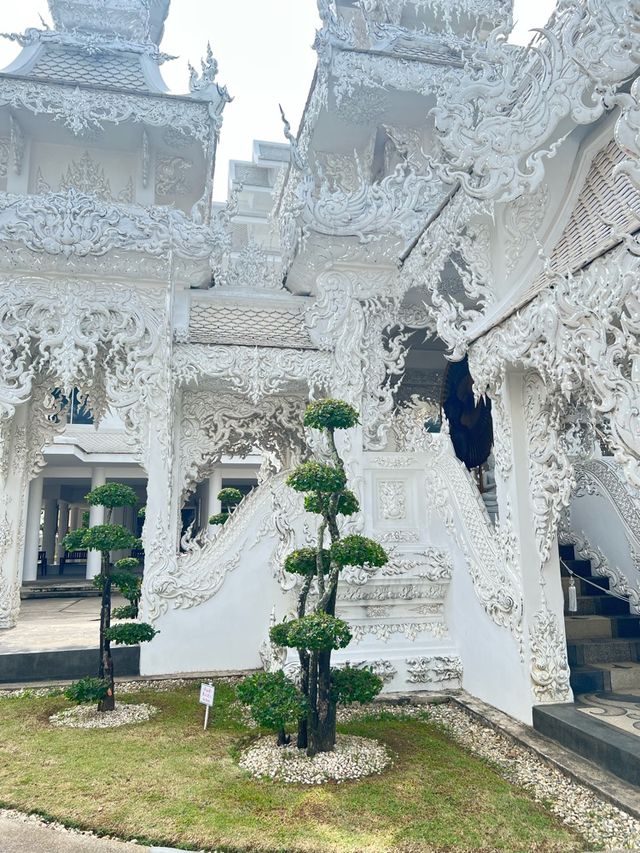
xmin=0 ymin=682 xmax=583 ymax=852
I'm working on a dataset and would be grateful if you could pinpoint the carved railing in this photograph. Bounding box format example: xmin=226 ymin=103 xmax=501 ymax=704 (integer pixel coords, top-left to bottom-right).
xmin=147 ymin=472 xmax=302 ymax=617
xmin=563 ymin=459 xmax=640 ymax=613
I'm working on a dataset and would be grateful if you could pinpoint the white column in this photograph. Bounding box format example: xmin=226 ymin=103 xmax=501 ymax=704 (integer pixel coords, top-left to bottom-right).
xmin=55 ymin=500 xmax=70 ymax=565
xmin=42 ymin=498 xmax=58 ymax=568
xmin=22 ymin=475 xmax=44 ymax=582
xmin=207 ymin=469 xmax=223 ymax=538
xmin=69 ymin=504 xmax=81 ymax=532
xmin=86 ymin=467 xmax=106 ymax=579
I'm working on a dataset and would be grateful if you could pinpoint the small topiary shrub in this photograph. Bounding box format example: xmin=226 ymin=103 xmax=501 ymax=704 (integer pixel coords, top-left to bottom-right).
xmin=303 ymin=399 xmax=359 ymax=431
xmin=271 ymin=613 xmax=352 ymax=651
xmin=209 ymin=512 xmax=229 ymax=526
xmin=112 ymin=604 xmax=138 ymax=620
xmin=287 ymin=462 xmax=346 ymax=494
xmin=236 ymin=671 xmax=307 ymax=745
xmin=64 ymin=677 xmax=110 ymax=705
xmin=304 ymin=490 xmax=360 ymax=517
xmin=284 ymin=548 xmax=330 ymax=576
xmin=218 ymin=487 xmax=244 ymax=508
xmin=86 ymin=483 xmax=138 ymax=509
xmin=330 ymin=535 xmax=388 ymax=569
xmin=104 ymin=623 xmax=158 ymax=646
xmin=331 ymin=666 xmax=383 ymax=706
xmin=66 ymin=524 xmax=140 ymax=554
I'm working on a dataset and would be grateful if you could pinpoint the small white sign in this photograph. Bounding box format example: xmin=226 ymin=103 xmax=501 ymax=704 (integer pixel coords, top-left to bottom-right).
xmin=200 ymin=683 xmax=215 ymax=707
xmin=200 ymin=683 xmax=215 ymax=730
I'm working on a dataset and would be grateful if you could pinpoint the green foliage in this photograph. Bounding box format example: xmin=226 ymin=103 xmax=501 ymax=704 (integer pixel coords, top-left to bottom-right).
xmin=138 ymin=506 xmax=146 ymax=518
xmin=81 ymin=510 xmax=90 ymax=528
xmin=330 ymin=665 xmax=383 ymax=706
xmin=217 ymin=487 xmax=243 ymax=507
xmin=111 ymin=569 xmax=141 ymax=610
xmin=283 ymin=548 xmax=330 ymax=576
xmin=85 ymin=483 xmax=138 ymax=509
xmin=287 ymin=461 xmax=346 ymax=494
xmin=65 ymin=524 xmax=140 ymax=554
xmin=270 ymin=613 xmax=352 ymax=651
xmin=303 ymin=399 xmax=359 ymax=431
xmin=112 ymin=604 xmax=138 ymax=620
xmin=209 ymin=512 xmax=228 ymax=526
xmin=104 ymin=622 xmax=158 ymax=645
xmin=62 ymin=528 xmax=86 ymax=552
xmin=330 ymin=534 xmax=388 ymax=569
xmin=304 ymin=489 xmax=360 ymax=517
xmin=236 ymin=671 xmax=307 ymax=733
xmin=115 ymin=557 xmax=139 ymax=572
xmin=64 ymin=677 xmax=110 ymax=705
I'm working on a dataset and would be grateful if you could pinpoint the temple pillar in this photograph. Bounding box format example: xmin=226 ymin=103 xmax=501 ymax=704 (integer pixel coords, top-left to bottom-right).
xmin=22 ymin=474 xmax=44 ymax=582
xmin=42 ymin=498 xmax=58 ymax=568
xmin=55 ymin=501 xmax=70 ymax=564
xmin=86 ymin=467 xmax=106 ymax=579
xmin=0 ymin=404 xmax=32 ymax=628
xmin=69 ymin=504 xmax=81 ymax=532
xmin=207 ymin=469 xmax=223 ymax=537
xmin=492 ymin=370 xmax=573 ymax=719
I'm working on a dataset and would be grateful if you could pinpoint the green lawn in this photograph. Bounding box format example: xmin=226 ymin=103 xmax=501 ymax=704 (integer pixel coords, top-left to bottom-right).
xmin=0 ymin=683 xmax=582 ymax=852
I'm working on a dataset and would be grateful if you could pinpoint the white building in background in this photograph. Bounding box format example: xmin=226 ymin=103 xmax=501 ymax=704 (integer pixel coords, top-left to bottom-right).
xmin=0 ymin=0 xmax=640 ymax=734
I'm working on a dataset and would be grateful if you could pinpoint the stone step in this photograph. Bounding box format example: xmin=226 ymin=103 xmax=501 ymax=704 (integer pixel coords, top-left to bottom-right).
xmin=567 ymin=638 xmax=640 ymax=666
xmin=570 ymin=665 xmax=606 ymax=694
xmin=560 ymin=559 xmax=596 ymax=578
xmin=559 ymin=544 xmax=576 ymax=561
xmin=21 ymin=585 xmax=99 ymax=599
xmin=565 ymin=595 xmax=629 ymax=617
xmin=533 ymin=703 xmax=640 ymax=787
xmin=561 ymin=574 xmax=610 ymax=597
xmin=565 ymin=616 xmax=612 ymax=640
xmin=610 ymin=615 xmax=640 ymax=639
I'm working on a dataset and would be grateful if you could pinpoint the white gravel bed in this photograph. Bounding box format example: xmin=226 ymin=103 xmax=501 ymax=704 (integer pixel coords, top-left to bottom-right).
xmin=49 ymin=702 xmax=158 ymax=729
xmin=238 ymin=734 xmax=391 ymax=784
xmin=422 ymin=703 xmax=640 ymax=851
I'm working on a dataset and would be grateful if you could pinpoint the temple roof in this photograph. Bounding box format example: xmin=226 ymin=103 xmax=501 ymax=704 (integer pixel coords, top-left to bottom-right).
xmin=0 ymin=0 xmax=177 ymax=95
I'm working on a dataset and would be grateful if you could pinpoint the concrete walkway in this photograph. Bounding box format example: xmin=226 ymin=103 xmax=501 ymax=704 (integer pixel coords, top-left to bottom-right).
xmin=0 ymin=596 xmax=126 ymax=653
xmin=0 ymin=810 xmax=192 ymax=852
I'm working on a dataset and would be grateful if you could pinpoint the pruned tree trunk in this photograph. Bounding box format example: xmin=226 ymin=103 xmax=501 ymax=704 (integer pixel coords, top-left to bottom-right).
xmin=98 ymin=555 xmax=115 ymax=712
xmin=297 ymin=649 xmax=309 ymax=749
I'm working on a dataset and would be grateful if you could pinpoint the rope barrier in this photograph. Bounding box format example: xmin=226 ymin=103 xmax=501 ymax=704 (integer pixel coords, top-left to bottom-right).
xmin=560 ymin=557 xmax=631 ymax=613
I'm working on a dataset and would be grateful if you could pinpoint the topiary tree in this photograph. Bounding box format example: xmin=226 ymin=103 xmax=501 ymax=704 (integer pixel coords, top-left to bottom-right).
xmin=63 ymin=483 xmax=157 ymax=712
xmin=209 ymin=487 xmax=244 ymax=527
xmin=239 ymin=399 xmax=388 ymax=755
xmin=236 ymin=671 xmax=307 ymax=746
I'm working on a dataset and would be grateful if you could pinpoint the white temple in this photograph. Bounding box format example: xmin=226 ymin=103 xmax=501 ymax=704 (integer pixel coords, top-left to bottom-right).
xmin=1 ymin=0 xmax=640 ymax=738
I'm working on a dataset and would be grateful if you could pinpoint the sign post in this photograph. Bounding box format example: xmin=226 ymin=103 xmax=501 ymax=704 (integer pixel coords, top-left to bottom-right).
xmin=199 ymin=682 xmax=215 ymax=730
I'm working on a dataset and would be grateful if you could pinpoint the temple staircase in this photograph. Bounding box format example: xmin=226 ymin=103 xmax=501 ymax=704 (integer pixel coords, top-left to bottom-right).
xmin=560 ymin=543 xmax=640 ymax=694
xmin=532 ymin=544 xmax=640 ymax=788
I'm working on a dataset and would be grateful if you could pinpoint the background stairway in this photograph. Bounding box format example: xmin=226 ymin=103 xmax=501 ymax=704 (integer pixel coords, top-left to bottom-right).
xmin=560 ymin=543 xmax=640 ymax=694
xmin=531 ymin=544 xmax=640 ymax=789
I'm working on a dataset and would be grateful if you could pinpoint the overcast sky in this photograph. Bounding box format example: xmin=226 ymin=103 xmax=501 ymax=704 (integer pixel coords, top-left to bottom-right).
xmin=0 ymin=0 xmax=557 ymax=199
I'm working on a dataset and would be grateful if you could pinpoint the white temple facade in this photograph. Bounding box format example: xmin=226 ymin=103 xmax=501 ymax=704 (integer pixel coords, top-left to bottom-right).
xmin=1 ymin=0 xmax=640 ymax=728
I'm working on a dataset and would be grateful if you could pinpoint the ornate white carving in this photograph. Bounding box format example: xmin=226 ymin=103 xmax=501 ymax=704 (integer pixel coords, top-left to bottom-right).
xmin=173 ymin=344 xmax=332 ymax=404
xmin=0 ymin=78 xmax=216 ymax=144
xmin=377 ymin=480 xmax=406 ymax=520
xmin=431 ymin=0 xmax=640 ymax=201
xmin=405 ymin=655 xmax=463 ymax=685
xmin=503 ymin=184 xmax=550 ymax=275
xmin=529 ymin=605 xmax=572 ymax=703
xmin=155 ymin=156 xmax=192 ymax=197
xmin=178 ymin=391 xmax=307 ymax=497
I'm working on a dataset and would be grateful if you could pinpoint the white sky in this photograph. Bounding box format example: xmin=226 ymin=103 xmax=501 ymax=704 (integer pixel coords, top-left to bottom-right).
xmin=0 ymin=0 xmax=557 ymax=200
